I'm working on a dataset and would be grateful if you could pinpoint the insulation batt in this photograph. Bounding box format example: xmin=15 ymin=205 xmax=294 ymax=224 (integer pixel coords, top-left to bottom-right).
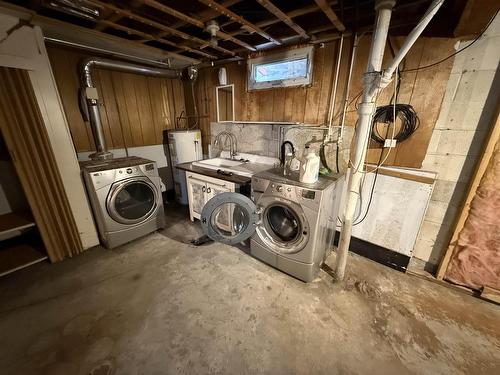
xmin=445 ymin=139 xmax=500 ymax=290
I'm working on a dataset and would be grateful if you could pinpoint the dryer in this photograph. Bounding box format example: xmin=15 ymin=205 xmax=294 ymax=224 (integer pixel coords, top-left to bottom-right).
xmin=81 ymin=157 xmax=165 ymax=249
xmin=200 ymin=169 xmax=344 ymax=282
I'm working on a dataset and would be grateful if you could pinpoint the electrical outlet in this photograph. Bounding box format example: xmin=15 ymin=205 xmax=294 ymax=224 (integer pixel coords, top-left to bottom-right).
xmin=384 ymin=139 xmax=397 ymax=148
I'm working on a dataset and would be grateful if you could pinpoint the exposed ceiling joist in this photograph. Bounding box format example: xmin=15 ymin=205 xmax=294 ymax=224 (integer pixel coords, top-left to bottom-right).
xmin=254 ymin=0 xmax=309 ymax=39
xmin=228 ymin=1 xmax=337 ymax=36
xmin=169 ymin=0 xmax=241 ymax=29
xmin=197 ymin=0 xmax=282 ymax=45
xmin=142 ymin=0 xmax=256 ymax=51
xmin=0 ymin=1 xmax=198 ymax=66
xmin=314 ymin=0 xmax=346 ymax=32
xmin=98 ymin=20 xmax=216 ymax=59
xmin=88 ymin=0 xmax=235 ymax=57
xmin=95 ymin=13 xmax=121 ymax=31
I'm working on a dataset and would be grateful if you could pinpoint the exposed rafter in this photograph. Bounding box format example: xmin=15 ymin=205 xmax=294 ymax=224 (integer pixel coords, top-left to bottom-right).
xmin=142 ymin=0 xmax=256 ymax=51
xmin=197 ymin=0 xmax=282 ymax=45
xmin=169 ymin=0 xmax=242 ymax=30
xmin=227 ymin=1 xmax=337 ymax=37
xmin=254 ymin=0 xmax=309 ymax=39
xmin=314 ymin=0 xmax=346 ymax=32
xmin=98 ymin=20 xmax=217 ymax=59
xmin=87 ymin=0 xmax=235 ymax=56
xmin=87 ymin=0 xmax=235 ymax=57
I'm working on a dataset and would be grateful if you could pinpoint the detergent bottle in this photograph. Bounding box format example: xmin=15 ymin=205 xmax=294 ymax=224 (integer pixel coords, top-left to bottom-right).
xmin=299 ymin=146 xmax=320 ymax=184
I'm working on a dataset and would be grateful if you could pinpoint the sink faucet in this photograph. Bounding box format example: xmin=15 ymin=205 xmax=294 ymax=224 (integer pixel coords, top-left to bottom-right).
xmin=213 ymin=131 xmax=238 ymax=159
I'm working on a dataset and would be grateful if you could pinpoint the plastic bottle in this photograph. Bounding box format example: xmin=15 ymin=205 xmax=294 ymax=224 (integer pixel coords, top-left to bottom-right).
xmin=299 ymin=146 xmax=320 ymax=184
xmin=283 ymin=152 xmax=294 ymax=176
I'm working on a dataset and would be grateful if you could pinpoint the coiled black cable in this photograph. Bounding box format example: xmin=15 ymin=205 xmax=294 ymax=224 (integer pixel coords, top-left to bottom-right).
xmin=370 ymin=104 xmax=419 ymax=144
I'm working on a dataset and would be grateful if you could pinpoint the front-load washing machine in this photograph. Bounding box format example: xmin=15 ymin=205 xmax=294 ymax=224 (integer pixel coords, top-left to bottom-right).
xmin=81 ymin=156 xmax=166 ymax=249
xmin=200 ymin=168 xmax=344 ymax=282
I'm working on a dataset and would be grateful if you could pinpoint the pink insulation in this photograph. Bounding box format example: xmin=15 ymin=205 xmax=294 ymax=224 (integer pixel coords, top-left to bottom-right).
xmin=445 ymin=139 xmax=500 ymax=290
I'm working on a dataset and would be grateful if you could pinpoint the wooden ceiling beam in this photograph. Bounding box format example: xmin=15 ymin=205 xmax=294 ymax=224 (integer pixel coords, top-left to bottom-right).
xmin=169 ymin=0 xmax=241 ymax=29
xmin=142 ymin=0 xmax=256 ymax=52
xmin=197 ymin=0 xmax=282 ymax=45
xmin=254 ymin=0 xmax=309 ymax=39
xmin=88 ymin=0 xmax=234 ymax=57
xmin=95 ymin=13 xmax=121 ymax=31
xmin=227 ymin=1 xmax=337 ymax=36
xmin=314 ymin=0 xmax=346 ymax=32
xmin=98 ymin=20 xmax=216 ymax=59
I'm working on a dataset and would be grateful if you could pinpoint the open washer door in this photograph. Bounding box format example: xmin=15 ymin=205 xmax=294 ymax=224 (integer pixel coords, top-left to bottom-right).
xmin=201 ymin=192 xmax=259 ymax=245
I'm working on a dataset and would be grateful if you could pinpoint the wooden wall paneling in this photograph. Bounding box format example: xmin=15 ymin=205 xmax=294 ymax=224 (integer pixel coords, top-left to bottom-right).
xmin=172 ymin=79 xmax=186 ymax=127
xmin=46 ymin=46 xmax=187 ymax=152
xmin=134 ymin=74 xmax=156 ymax=145
xmin=316 ymin=41 xmax=337 ymax=125
xmin=149 ymin=77 xmax=167 ymax=143
xmin=305 ymin=43 xmax=327 ymax=124
xmin=227 ymin=63 xmax=244 ymax=120
xmin=272 ymin=88 xmax=286 ymax=121
xmin=393 ymin=38 xmax=456 ymax=168
xmin=95 ymin=69 xmax=123 ymax=148
xmin=47 ymin=46 xmax=94 ymax=151
xmin=160 ymin=78 xmax=175 ymax=132
xmin=258 ymin=89 xmax=274 ymax=121
xmin=111 ymin=71 xmax=134 ymax=147
xmin=120 ymin=72 xmax=144 ymax=146
xmin=0 ymin=68 xmax=82 ymax=261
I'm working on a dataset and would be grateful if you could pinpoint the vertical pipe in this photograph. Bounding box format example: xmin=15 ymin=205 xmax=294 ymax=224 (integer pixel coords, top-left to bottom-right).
xmin=335 ymin=0 xmax=446 ymax=281
xmin=339 ymin=32 xmax=359 ymax=146
xmin=335 ymin=0 xmax=396 ymax=281
xmin=326 ymin=34 xmax=344 ymax=141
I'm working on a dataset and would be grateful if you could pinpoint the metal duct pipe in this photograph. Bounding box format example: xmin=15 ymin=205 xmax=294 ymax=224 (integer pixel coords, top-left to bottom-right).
xmin=80 ymin=57 xmax=182 ymax=160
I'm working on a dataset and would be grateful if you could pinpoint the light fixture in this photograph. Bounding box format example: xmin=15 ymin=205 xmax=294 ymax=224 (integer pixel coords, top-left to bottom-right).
xmin=205 ymin=20 xmax=220 ymax=47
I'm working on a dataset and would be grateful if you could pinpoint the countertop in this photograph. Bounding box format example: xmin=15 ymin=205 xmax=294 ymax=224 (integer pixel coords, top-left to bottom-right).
xmin=176 ymin=162 xmax=252 ymax=185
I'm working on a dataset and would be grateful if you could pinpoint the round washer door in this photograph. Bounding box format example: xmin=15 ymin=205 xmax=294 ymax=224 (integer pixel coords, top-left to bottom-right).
xmin=201 ymin=192 xmax=258 ymax=245
xmin=107 ymin=178 xmax=158 ymax=224
xmin=255 ymin=196 xmax=309 ymax=254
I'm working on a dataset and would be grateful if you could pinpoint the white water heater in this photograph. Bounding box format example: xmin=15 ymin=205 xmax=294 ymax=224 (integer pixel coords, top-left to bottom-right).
xmin=168 ymin=130 xmax=203 ymax=205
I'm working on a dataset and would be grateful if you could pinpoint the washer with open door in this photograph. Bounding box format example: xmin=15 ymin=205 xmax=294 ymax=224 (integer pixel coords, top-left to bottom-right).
xmin=81 ymin=156 xmax=166 ymax=249
xmin=201 ymin=168 xmax=344 ymax=282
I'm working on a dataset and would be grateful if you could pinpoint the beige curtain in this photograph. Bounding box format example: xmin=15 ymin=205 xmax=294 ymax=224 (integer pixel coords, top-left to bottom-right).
xmin=0 ymin=67 xmax=83 ymax=262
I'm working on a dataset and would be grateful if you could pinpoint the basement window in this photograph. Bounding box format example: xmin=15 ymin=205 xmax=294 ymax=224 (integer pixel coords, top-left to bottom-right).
xmin=247 ymin=46 xmax=314 ymax=91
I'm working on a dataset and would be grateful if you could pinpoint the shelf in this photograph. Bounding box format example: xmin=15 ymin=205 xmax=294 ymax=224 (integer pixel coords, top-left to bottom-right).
xmin=0 ymin=244 xmax=47 ymax=277
xmin=0 ymin=212 xmax=36 ymax=238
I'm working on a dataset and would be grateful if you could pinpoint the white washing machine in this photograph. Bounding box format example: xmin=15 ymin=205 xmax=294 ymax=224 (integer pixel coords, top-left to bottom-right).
xmin=200 ymin=169 xmax=344 ymax=282
xmin=81 ymin=157 xmax=166 ymax=249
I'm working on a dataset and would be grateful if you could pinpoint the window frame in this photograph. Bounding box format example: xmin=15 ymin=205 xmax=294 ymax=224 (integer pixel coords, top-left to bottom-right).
xmin=247 ymin=46 xmax=314 ymax=91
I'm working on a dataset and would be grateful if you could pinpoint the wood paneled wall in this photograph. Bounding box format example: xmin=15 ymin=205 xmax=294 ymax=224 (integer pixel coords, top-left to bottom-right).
xmin=194 ymin=36 xmax=456 ymax=168
xmin=47 ymin=46 xmax=186 ymax=152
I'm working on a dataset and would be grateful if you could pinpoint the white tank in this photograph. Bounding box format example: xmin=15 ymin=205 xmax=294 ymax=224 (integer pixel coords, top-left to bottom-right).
xmin=299 ymin=147 xmax=320 ymax=184
xmin=168 ymin=130 xmax=203 ymax=204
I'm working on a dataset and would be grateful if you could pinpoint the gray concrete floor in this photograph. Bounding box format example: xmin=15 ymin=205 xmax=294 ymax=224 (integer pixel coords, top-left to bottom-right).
xmin=0 ymin=206 xmax=499 ymax=375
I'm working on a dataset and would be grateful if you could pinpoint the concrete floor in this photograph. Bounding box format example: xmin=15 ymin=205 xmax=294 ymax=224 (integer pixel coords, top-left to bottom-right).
xmin=0 ymin=206 xmax=499 ymax=375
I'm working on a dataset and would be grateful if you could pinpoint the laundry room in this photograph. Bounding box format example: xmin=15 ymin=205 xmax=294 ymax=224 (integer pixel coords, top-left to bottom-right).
xmin=0 ymin=1 xmax=499 ymax=374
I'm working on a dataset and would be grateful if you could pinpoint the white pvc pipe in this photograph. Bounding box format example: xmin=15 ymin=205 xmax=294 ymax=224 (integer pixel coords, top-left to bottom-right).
xmin=335 ymin=0 xmax=396 ymax=281
xmin=339 ymin=33 xmax=360 ymax=146
xmin=326 ymin=34 xmax=344 ymax=141
xmin=384 ymin=0 xmax=445 ymax=79
xmin=335 ymin=0 xmax=446 ymax=281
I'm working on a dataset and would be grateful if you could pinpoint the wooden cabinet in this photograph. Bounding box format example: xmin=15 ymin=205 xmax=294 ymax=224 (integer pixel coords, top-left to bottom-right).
xmin=185 ymin=172 xmax=236 ymax=221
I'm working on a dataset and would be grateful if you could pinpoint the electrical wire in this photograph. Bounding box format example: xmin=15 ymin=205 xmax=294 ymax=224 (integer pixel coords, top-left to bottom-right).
xmin=401 ymin=10 xmax=498 ymax=73
xmin=370 ymin=104 xmax=419 ymax=144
